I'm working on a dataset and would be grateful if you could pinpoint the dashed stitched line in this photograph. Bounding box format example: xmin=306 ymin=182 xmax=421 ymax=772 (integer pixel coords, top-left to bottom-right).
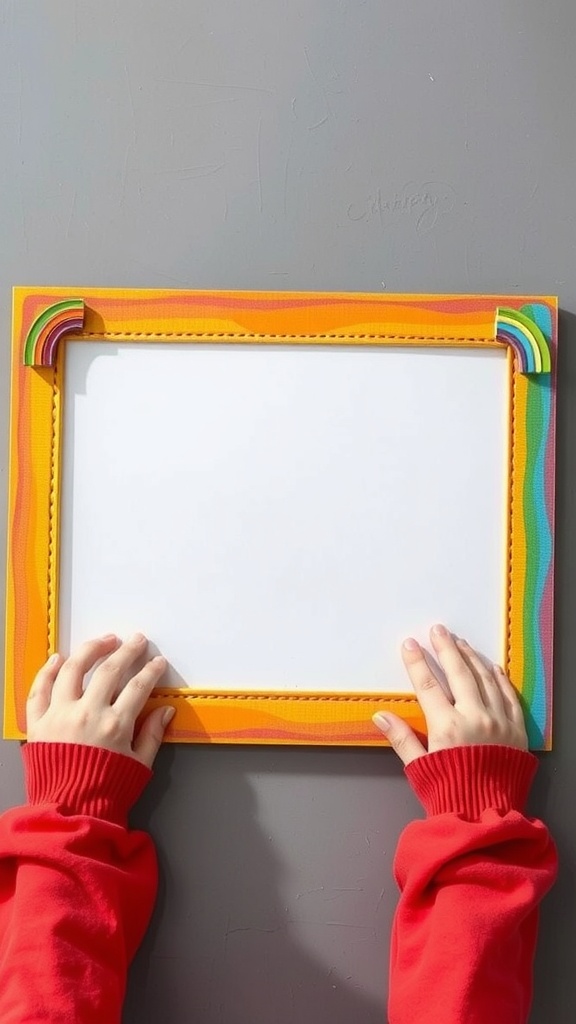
xmin=47 ymin=363 xmax=59 ymax=661
xmin=81 ymin=331 xmax=494 ymax=343
xmin=147 ymin=693 xmax=418 ymax=704
xmin=48 ymin=326 xmax=506 ymax=693
xmin=507 ymin=366 xmax=518 ymax=677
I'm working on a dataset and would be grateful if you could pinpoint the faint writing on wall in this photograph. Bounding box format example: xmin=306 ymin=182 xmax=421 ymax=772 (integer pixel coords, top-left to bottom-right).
xmin=347 ymin=181 xmax=456 ymax=232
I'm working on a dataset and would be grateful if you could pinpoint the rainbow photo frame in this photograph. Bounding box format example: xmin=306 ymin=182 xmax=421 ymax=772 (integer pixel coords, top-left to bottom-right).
xmin=4 ymin=289 xmax=557 ymax=748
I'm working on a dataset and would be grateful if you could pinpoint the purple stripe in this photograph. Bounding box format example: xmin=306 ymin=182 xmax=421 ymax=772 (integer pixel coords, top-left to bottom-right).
xmin=42 ymin=316 xmax=84 ymax=366
xmin=496 ymin=327 xmax=528 ymax=371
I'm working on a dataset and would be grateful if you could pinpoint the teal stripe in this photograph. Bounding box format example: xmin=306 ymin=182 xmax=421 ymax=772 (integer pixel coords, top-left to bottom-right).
xmin=521 ymin=304 xmax=553 ymax=747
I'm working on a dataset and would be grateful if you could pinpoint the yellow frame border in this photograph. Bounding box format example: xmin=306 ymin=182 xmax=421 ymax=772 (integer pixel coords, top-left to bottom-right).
xmin=5 ymin=288 xmax=557 ymax=746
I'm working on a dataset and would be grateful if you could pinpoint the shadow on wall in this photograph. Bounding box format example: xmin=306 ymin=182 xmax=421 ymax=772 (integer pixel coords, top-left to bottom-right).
xmin=124 ymin=742 xmax=406 ymax=1024
xmin=529 ymin=308 xmax=576 ymax=1024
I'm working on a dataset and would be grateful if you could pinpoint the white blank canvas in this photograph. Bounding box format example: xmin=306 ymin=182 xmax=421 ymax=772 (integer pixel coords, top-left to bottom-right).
xmin=59 ymin=342 xmax=509 ymax=692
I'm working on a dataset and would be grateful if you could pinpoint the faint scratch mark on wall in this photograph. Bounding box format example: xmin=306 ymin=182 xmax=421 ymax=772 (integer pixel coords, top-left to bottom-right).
xmin=186 ymin=97 xmax=241 ymax=107
xmin=120 ymin=142 xmax=132 ymax=208
xmin=375 ymin=888 xmax=387 ymax=913
xmin=304 ymin=46 xmax=333 ymax=128
xmin=176 ymin=163 xmax=227 ymax=180
xmin=17 ymin=60 xmax=23 ymax=147
xmin=325 ymin=922 xmax=376 ymax=932
xmin=225 ymin=923 xmax=285 ymax=935
xmin=124 ymin=63 xmax=138 ymax=143
xmin=147 ymin=163 xmax=226 ymax=180
xmin=156 ymin=78 xmax=274 ymax=95
xmin=308 ymin=115 xmax=328 ymax=131
xmin=464 ymin=241 xmax=472 ymax=289
xmin=66 ymin=190 xmax=77 ymax=238
xmin=256 ymin=116 xmax=263 ymax=213
xmin=283 ymin=145 xmax=293 ymax=217
xmin=295 ymin=886 xmax=325 ymax=899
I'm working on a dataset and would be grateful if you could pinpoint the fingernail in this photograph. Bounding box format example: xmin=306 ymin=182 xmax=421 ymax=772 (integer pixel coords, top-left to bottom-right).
xmin=100 ymin=633 xmax=117 ymax=642
xmin=131 ymin=632 xmax=146 ymax=644
xmin=48 ymin=653 xmax=59 ymax=666
xmin=432 ymin=624 xmax=448 ymax=637
xmin=373 ymin=712 xmax=392 ymax=733
xmin=162 ymin=707 xmax=176 ymax=727
xmin=403 ymin=637 xmax=419 ymax=651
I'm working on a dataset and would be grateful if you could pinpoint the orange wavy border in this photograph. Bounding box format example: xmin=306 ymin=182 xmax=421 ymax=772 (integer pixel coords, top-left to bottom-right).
xmin=4 ymin=288 xmax=556 ymax=745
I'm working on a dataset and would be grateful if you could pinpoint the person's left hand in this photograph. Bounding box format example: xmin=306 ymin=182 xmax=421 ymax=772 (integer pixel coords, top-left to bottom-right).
xmin=26 ymin=633 xmax=174 ymax=769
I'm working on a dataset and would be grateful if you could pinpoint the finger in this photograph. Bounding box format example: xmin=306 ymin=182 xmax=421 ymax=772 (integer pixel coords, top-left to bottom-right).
xmin=373 ymin=712 xmax=427 ymax=766
xmin=429 ymin=626 xmax=483 ymax=708
xmin=493 ymin=665 xmax=527 ymax=729
xmin=51 ymin=635 xmax=119 ymax=702
xmin=133 ymin=706 xmax=175 ymax=769
xmin=84 ymin=633 xmax=149 ymax=705
xmin=455 ymin=638 xmax=505 ymax=713
xmin=401 ymin=638 xmax=453 ymax=721
xmin=113 ymin=656 xmax=167 ymax=719
xmin=26 ymin=653 xmax=64 ymax=727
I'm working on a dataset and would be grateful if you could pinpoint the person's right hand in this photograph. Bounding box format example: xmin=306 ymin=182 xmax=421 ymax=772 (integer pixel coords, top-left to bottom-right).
xmin=373 ymin=624 xmax=528 ymax=766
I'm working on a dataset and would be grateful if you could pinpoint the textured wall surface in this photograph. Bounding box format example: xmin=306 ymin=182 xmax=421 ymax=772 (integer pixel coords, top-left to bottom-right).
xmin=1 ymin=2 xmax=575 ymax=1021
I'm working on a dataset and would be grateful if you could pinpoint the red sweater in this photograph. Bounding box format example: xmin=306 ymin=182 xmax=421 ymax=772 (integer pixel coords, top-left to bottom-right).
xmin=0 ymin=743 xmax=557 ymax=1024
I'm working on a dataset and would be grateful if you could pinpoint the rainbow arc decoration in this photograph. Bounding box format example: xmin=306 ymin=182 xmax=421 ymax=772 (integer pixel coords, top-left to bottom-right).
xmin=23 ymin=298 xmax=85 ymax=367
xmin=495 ymin=306 xmax=551 ymax=374
xmin=6 ymin=288 xmax=557 ymax=748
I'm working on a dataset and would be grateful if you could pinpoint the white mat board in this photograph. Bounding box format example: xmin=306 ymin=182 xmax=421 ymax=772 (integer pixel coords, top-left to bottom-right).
xmin=59 ymin=342 xmax=509 ymax=692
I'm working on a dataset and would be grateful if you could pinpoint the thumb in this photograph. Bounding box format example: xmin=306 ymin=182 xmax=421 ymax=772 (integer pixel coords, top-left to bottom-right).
xmin=133 ymin=706 xmax=175 ymax=769
xmin=372 ymin=712 xmax=427 ymax=766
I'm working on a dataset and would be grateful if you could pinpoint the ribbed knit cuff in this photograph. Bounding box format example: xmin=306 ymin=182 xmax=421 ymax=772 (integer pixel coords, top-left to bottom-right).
xmin=405 ymin=745 xmax=539 ymax=819
xmin=22 ymin=743 xmax=153 ymax=827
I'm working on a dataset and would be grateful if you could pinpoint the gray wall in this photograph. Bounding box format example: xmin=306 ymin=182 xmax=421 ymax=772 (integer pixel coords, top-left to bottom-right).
xmin=1 ymin=2 xmax=574 ymax=1021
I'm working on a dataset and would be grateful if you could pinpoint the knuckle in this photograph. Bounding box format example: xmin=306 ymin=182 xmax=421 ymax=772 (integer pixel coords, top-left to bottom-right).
xmin=471 ymin=712 xmax=502 ymax=742
xmin=72 ymin=706 xmax=93 ymax=731
xmin=64 ymin=655 xmax=84 ymax=675
xmin=96 ymin=658 xmax=118 ymax=676
xmin=452 ymin=662 xmax=472 ymax=680
xmin=100 ymin=714 xmax=125 ymax=742
xmin=442 ymin=720 xmax=462 ymax=746
xmin=391 ymin=729 xmax=410 ymax=755
xmin=418 ymin=674 xmax=439 ymax=693
xmin=131 ymin=675 xmax=152 ymax=694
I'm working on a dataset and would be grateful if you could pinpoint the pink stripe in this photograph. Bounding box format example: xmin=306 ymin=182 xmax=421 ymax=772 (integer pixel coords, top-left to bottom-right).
xmin=46 ymin=292 xmax=509 ymax=318
xmin=540 ymin=339 xmax=558 ymax=740
xmin=171 ymin=726 xmax=378 ymax=742
xmin=42 ymin=316 xmax=83 ymax=365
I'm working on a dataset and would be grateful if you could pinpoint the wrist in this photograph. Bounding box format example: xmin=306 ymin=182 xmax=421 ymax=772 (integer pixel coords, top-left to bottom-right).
xmin=405 ymin=744 xmax=538 ymax=819
xmin=22 ymin=742 xmax=152 ymax=826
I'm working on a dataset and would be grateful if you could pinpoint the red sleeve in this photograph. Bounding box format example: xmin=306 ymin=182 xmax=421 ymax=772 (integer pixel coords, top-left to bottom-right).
xmin=0 ymin=743 xmax=157 ymax=1024
xmin=388 ymin=745 xmax=558 ymax=1024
